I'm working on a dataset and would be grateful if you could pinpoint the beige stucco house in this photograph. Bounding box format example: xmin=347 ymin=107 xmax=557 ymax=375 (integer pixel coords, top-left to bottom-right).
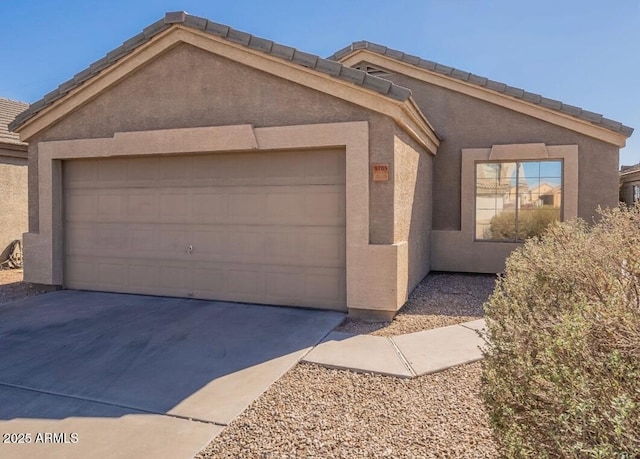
xmin=620 ymin=165 xmax=640 ymax=205
xmin=9 ymin=12 xmax=633 ymax=319
xmin=0 ymin=97 xmax=28 ymax=265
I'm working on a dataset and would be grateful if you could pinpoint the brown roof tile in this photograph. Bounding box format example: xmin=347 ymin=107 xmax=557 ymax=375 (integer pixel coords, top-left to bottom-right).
xmin=10 ymin=13 xmax=412 ymax=132
xmin=329 ymin=41 xmax=633 ymax=137
xmin=0 ymin=98 xmax=28 ymax=146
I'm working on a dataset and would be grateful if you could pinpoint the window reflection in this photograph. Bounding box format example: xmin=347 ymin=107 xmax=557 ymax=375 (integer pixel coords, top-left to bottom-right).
xmin=475 ymin=160 xmax=562 ymax=241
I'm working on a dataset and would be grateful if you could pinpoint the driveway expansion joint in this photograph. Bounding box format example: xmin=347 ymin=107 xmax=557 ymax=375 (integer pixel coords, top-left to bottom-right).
xmin=387 ymin=336 xmax=417 ymax=377
xmin=0 ymin=381 xmax=227 ymax=426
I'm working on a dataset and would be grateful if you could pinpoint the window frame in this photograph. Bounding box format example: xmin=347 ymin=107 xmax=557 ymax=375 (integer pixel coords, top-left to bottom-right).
xmin=461 ymin=143 xmax=578 ymax=244
xmin=474 ymin=159 xmax=564 ymax=242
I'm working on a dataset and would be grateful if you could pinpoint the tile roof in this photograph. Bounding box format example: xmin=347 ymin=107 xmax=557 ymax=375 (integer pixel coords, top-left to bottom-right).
xmin=620 ymin=163 xmax=640 ymax=175
xmin=9 ymin=12 xmax=412 ymax=132
xmin=329 ymin=41 xmax=634 ymax=137
xmin=0 ymin=98 xmax=28 ymax=146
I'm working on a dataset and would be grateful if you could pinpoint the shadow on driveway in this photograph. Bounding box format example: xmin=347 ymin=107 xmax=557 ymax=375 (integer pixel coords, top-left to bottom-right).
xmin=0 ymin=290 xmax=344 ymax=425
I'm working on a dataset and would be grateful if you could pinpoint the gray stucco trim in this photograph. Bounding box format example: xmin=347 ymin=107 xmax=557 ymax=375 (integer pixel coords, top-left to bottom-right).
xmin=330 ymin=41 xmax=633 ymax=137
xmin=10 ymin=13 xmax=412 ymax=132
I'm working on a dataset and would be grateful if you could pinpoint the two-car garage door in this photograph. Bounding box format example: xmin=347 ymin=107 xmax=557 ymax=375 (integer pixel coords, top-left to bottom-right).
xmin=63 ymin=149 xmax=346 ymax=310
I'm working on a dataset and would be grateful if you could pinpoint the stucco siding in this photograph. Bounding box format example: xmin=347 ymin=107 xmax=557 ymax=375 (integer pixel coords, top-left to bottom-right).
xmin=393 ymin=128 xmax=432 ymax=294
xmin=383 ymin=71 xmax=620 ymax=231
xmin=30 ymin=43 xmax=397 ymax=245
xmin=0 ymin=153 xmax=27 ymax=261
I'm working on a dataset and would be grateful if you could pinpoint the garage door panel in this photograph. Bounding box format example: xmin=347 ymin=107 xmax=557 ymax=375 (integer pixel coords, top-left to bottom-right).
xmin=228 ymin=193 xmax=266 ymax=219
xmin=304 ymin=229 xmax=346 ymax=265
xmin=159 ymin=156 xmax=191 ymax=180
xmin=266 ymin=192 xmax=305 ymax=218
xmin=127 ymin=156 xmax=159 ymax=180
xmin=67 ymin=222 xmax=344 ymax=268
xmin=64 ymin=150 xmax=346 ymax=310
xmin=192 ymin=193 xmax=228 ymax=217
xmin=192 ymin=267 xmax=225 ymax=294
xmin=128 ymin=228 xmax=158 ymax=251
xmin=265 ymin=270 xmax=306 ymax=299
xmin=97 ymin=262 xmax=128 ymax=287
xmin=159 ymin=229 xmax=193 ymax=254
xmin=66 ymin=191 xmax=97 ymax=220
xmin=97 ymin=226 xmax=126 ymax=250
xmin=65 ymin=258 xmax=97 ymax=286
xmin=65 ymin=225 xmax=99 ymax=251
xmin=159 ymin=193 xmax=190 ymax=218
xmin=64 ymin=160 xmax=98 ymax=186
xmin=97 ymin=158 xmax=128 ymax=182
xmin=305 ymin=270 xmax=346 ymax=302
xmin=127 ymin=192 xmax=159 ymax=217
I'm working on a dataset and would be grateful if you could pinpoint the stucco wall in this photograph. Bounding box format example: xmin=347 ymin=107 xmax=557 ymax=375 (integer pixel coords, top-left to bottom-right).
xmin=29 ymin=43 xmax=397 ymax=246
xmin=383 ymin=71 xmax=620 ymax=231
xmin=393 ymin=127 xmax=432 ymax=292
xmin=0 ymin=152 xmax=27 ymax=261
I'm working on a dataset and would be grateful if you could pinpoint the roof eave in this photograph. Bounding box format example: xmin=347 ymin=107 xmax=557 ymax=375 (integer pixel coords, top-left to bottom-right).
xmin=10 ymin=13 xmax=418 ymax=134
xmin=332 ymin=45 xmax=633 ymax=147
xmin=11 ymin=18 xmax=439 ymax=154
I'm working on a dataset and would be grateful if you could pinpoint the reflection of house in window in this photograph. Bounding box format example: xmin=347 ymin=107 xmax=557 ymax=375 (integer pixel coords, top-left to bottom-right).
xmin=476 ymin=160 xmax=562 ymax=241
xmin=527 ymin=183 xmax=562 ymax=208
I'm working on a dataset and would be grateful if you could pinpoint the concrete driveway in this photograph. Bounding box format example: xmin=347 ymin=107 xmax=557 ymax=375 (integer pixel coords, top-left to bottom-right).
xmin=0 ymin=291 xmax=344 ymax=458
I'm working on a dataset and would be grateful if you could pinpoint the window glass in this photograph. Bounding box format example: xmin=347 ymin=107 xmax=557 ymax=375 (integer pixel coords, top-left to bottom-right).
xmin=475 ymin=160 xmax=562 ymax=241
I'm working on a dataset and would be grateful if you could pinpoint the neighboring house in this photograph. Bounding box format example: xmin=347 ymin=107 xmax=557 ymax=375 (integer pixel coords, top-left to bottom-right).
xmin=0 ymin=97 xmax=28 ymax=264
xmin=619 ymin=164 xmax=640 ymax=205
xmin=8 ymin=12 xmax=633 ymax=319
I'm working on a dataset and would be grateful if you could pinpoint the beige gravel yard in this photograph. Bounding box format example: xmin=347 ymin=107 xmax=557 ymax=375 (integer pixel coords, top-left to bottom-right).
xmin=0 ymin=269 xmax=47 ymax=304
xmin=0 ymin=270 xmax=498 ymax=458
xmin=336 ymin=272 xmax=497 ymax=336
xmin=197 ymin=362 xmax=496 ymax=458
xmin=199 ymin=273 xmax=498 ymax=458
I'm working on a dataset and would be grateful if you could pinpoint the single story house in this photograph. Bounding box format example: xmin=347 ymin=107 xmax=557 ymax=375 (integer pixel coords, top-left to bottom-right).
xmin=0 ymin=97 xmax=28 ymax=264
xmin=620 ymin=164 xmax=640 ymax=205
xmin=9 ymin=12 xmax=633 ymax=319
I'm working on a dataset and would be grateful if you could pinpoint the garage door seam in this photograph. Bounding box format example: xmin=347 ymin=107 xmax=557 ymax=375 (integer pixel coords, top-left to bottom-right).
xmin=0 ymin=381 xmax=227 ymax=427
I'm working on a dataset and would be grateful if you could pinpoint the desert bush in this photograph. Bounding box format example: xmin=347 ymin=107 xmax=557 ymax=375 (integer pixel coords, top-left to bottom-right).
xmin=482 ymin=205 xmax=640 ymax=458
xmin=489 ymin=206 xmax=560 ymax=240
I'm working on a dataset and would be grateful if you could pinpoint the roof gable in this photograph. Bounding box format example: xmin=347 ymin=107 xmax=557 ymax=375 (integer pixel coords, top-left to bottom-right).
xmin=331 ymin=41 xmax=633 ymax=147
xmin=10 ymin=13 xmax=438 ymax=153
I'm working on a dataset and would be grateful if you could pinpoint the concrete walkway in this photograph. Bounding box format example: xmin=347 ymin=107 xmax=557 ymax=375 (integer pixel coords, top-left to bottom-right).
xmin=303 ymin=319 xmax=486 ymax=378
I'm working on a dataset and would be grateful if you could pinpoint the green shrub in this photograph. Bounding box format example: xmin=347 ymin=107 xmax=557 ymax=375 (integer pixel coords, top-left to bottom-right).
xmin=489 ymin=206 xmax=560 ymax=240
xmin=482 ymin=205 xmax=640 ymax=458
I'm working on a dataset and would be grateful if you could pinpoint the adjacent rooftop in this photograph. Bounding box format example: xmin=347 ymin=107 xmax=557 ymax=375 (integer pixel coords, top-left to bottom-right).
xmin=0 ymin=98 xmax=28 ymax=147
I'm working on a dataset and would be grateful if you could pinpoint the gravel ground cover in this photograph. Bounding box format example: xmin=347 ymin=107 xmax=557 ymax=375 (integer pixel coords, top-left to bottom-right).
xmin=336 ymin=272 xmax=497 ymax=336
xmin=0 ymin=269 xmax=48 ymax=305
xmin=1 ymin=270 xmax=498 ymax=457
xmin=197 ymin=362 xmax=496 ymax=458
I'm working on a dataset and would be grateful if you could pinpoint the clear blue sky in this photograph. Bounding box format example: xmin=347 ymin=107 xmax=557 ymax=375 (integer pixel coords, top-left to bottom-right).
xmin=2 ymin=1 xmax=638 ymax=165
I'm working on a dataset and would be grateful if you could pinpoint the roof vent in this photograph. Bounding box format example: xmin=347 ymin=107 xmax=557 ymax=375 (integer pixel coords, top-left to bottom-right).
xmin=362 ymin=64 xmax=393 ymax=78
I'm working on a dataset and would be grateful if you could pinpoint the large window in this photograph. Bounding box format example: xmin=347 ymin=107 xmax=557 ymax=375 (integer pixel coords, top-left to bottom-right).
xmin=475 ymin=160 xmax=562 ymax=241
